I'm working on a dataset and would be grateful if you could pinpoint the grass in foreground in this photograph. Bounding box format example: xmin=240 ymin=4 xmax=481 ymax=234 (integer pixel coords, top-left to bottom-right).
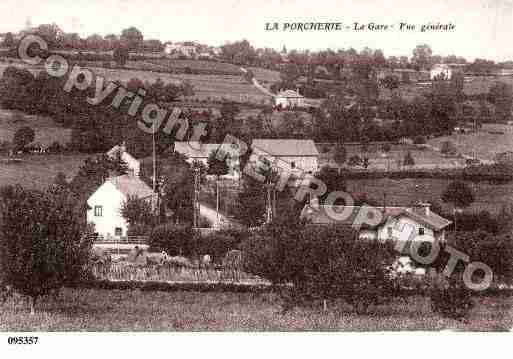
xmin=0 ymin=288 xmax=511 ymax=331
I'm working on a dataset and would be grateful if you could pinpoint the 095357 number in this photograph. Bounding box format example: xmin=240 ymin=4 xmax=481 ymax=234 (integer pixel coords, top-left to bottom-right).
xmin=7 ymin=336 xmax=38 ymax=345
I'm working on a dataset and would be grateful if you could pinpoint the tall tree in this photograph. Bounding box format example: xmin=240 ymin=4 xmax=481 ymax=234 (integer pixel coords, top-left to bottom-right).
xmin=120 ymin=27 xmax=144 ymax=51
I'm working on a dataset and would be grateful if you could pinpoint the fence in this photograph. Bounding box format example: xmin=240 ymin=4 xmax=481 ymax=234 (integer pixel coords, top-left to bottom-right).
xmin=90 ymin=262 xmax=267 ymax=285
xmin=89 ymin=235 xmax=149 ymax=246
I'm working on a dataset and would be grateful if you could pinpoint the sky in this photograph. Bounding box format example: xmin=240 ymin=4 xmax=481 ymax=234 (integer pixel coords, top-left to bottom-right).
xmin=1 ymin=0 xmax=513 ymax=61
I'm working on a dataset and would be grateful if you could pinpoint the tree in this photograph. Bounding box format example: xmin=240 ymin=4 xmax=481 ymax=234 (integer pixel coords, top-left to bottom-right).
xmin=0 ymin=185 xmax=93 ymax=314
xmin=442 ymin=180 xmax=475 ymax=209
xmin=314 ymin=166 xmax=346 ymax=204
xmin=53 ymin=172 xmax=68 ymax=188
xmin=12 ymin=126 xmax=35 ymax=152
xmin=488 ymin=82 xmax=513 ymax=123
xmin=403 ymin=151 xmax=415 ymax=166
xmin=207 ymin=150 xmax=230 ymax=224
xmin=440 ymin=140 xmax=457 ymax=156
xmin=412 ymin=44 xmax=433 ymax=70
xmin=113 ymin=44 xmax=129 ymax=67
xmin=120 ymin=27 xmax=143 ymax=51
xmin=2 ymin=32 xmax=14 ymax=48
xmin=381 ymin=75 xmax=399 ymax=92
xmin=120 ymin=195 xmax=155 ymax=231
xmin=333 ymin=143 xmax=347 ymax=166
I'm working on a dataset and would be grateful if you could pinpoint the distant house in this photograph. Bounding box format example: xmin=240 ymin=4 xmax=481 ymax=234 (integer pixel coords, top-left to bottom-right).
xmin=174 ymin=141 xmax=241 ymax=179
xmin=164 ymin=42 xmax=197 ymax=58
xmin=274 ymin=89 xmax=305 ymax=108
xmin=107 ymin=143 xmax=140 ymax=177
xmin=251 ymin=139 xmax=319 ymax=174
xmin=430 ymin=63 xmax=465 ymax=80
xmin=300 ymin=202 xmax=452 ymax=243
xmin=87 ymin=175 xmax=155 ymax=239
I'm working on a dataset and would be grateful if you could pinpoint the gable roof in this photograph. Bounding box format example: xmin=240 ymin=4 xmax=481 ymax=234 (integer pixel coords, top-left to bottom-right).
xmin=276 ymin=89 xmax=304 ymax=98
xmin=300 ymin=205 xmax=452 ymax=231
xmin=108 ymin=175 xmax=154 ymax=199
xmin=252 ymin=139 xmax=319 ymax=157
xmin=107 ymin=144 xmax=138 ymax=163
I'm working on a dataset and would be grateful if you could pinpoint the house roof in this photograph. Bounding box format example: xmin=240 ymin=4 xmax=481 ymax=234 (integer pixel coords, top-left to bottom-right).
xmin=174 ymin=142 xmax=240 ymax=159
xmin=276 ymin=89 xmax=304 ymax=98
xmin=300 ymin=205 xmax=452 ymax=231
xmin=252 ymin=139 xmax=319 ymax=157
xmin=109 ymin=175 xmax=154 ymax=199
xmin=107 ymin=144 xmax=138 ymax=163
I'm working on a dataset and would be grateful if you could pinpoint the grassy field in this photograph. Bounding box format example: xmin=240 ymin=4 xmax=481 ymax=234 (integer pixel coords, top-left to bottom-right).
xmin=320 ymin=143 xmax=466 ymax=170
xmin=345 ymin=177 xmax=513 ymax=215
xmin=428 ymin=123 xmax=513 ymax=161
xmin=89 ymin=66 xmax=269 ymax=104
xmin=0 ymin=154 xmax=91 ymax=190
xmin=147 ymin=59 xmax=243 ymax=75
xmin=247 ymin=66 xmax=281 ymax=84
xmin=0 ymin=108 xmax=71 ymax=146
xmin=0 ymin=288 xmax=510 ymax=331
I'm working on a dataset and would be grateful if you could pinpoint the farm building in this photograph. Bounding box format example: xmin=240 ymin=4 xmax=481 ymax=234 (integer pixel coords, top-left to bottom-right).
xmin=274 ymin=89 xmax=305 ymax=108
xmin=174 ymin=141 xmax=241 ymax=179
xmin=300 ymin=202 xmax=452 ymax=243
xmin=87 ymin=175 xmax=155 ymax=239
xmin=107 ymin=143 xmax=141 ymax=177
xmin=251 ymin=139 xmax=319 ymax=174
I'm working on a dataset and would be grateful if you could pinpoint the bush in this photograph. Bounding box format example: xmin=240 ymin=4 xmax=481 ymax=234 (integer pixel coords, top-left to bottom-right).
xmin=413 ymin=135 xmax=427 ymax=144
xmin=429 ymin=274 xmax=474 ymax=320
xmin=0 ymin=185 xmax=93 ymax=313
xmin=440 ymin=140 xmax=457 ymax=156
xmin=197 ymin=231 xmax=241 ymax=263
xmin=403 ymin=151 xmax=415 ymax=166
xmin=242 ymin=222 xmax=399 ymax=313
xmin=149 ymin=223 xmax=194 ymax=256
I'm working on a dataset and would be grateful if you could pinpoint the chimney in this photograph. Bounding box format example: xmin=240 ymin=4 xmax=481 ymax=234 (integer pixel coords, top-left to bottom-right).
xmin=120 ymin=141 xmax=126 ymax=154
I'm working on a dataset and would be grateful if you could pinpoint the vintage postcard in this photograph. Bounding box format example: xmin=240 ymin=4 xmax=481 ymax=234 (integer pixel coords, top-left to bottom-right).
xmin=0 ymin=0 xmax=512 ymax=355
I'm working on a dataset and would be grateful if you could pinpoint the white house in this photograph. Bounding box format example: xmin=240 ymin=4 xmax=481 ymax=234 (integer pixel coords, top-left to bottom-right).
xmin=300 ymin=202 xmax=452 ymax=244
xmin=87 ymin=175 xmax=155 ymax=239
xmin=251 ymin=139 xmax=319 ymax=175
xmin=174 ymin=141 xmax=241 ymax=180
xmin=430 ymin=64 xmax=453 ymax=80
xmin=164 ymin=42 xmax=197 ymax=58
xmin=107 ymin=143 xmax=141 ymax=177
xmin=274 ymin=89 xmax=305 ymax=108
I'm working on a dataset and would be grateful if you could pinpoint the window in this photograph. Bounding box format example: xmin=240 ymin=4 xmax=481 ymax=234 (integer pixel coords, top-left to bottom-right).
xmin=94 ymin=205 xmax=103 ymax=217
xmin=387 ymin=226 xmax=393 ymax=238
xmin=418 ymin=227 xmax=425 ymax=235
xmin=115 ymin=227 xmax=123 ymax=236
xmin=290 ymin=161 xmax=296 ymax=169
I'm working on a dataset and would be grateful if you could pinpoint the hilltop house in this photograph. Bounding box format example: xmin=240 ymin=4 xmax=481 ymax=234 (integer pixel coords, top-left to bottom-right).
xmin=274 ymin=89 xmax=305 ymax=108
xmin=251 ymin=139 xmax=319 ymax=174
xmin=174 ymin=141 xmax=241 ymax=180
xmin=87 ymin=175 xmax=155 ymax=239
xmin=107 ymin=143 xmax=141 ymax=177
xmin=300 ymin=202 xmax=452 ymax=243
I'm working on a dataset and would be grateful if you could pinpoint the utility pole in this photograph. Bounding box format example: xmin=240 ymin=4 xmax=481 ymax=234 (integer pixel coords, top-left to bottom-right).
xmin=193 ymin=167 xmax=200 ymax=228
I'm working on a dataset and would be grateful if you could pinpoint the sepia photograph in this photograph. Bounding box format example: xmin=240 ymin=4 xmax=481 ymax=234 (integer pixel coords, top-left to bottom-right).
xmin=0 ymin=0 xmax=512 ymax=355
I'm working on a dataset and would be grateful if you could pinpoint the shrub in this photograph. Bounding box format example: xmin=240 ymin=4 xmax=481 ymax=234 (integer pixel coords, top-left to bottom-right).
xmin=242 ymin=222 xmax=399 ymax=313
xmin=413 ymin=135 xmax=427 ymax=144
xmin=440 ymin=140 xmax=457 ymax=156
xmin=0 ymin=185 xmax=93 ymax=314
xmin=403 ymin=151 xmax=415 ymax=166
xmin=197 ymin=231 xmax=241 ymax=263
xmin=149 ymin=223 xmax=194 ymax=256
xmin=429 ymin=273 xmax=474 ymax=320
